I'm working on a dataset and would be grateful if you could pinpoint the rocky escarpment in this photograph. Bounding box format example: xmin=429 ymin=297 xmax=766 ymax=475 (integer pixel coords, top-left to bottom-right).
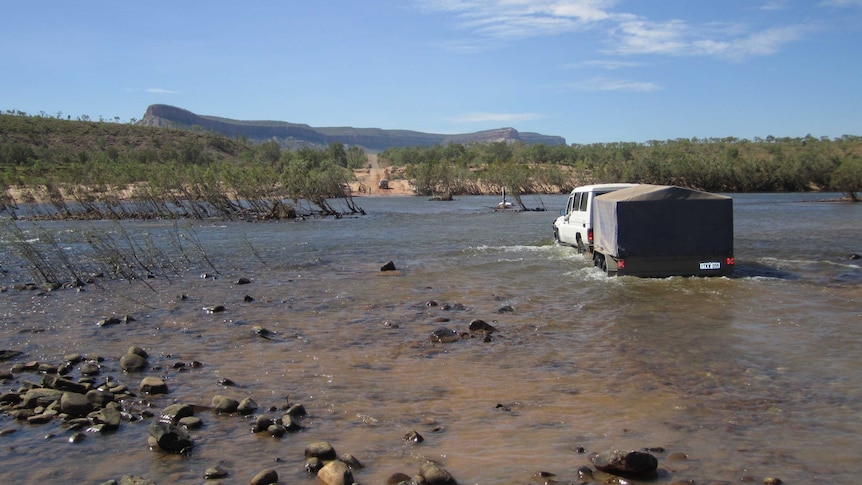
xmin=139 ymin=104 xmax=566 ymax=151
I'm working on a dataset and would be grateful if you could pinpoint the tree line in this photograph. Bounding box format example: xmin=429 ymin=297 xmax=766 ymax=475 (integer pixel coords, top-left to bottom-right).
xmin=380 ymin=135 xmax=862 ymax=201
xmin=2 ymin=112 xmax=861 ymax=222
xmin=0 ymin=114 xmax=365 ymax=219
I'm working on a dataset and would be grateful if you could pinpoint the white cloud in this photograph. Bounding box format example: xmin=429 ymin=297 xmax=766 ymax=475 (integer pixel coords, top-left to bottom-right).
xmin=819 ymin=0 xmax=862 ymax=6
xmin=417 ymin=0 xmax=619 ymax=39
xmin=146 ymin=88 xmax=179 ymax=94
xmin=568 ymin=77 xmax=661 ymax=92
xmin=452 ymin=112 xmax=543 ymax=123
xmin=609 ymin=18 xmax=810 ymax=61
xmin=611 ymin=19 xmax=689 ymax=56
xmin=759 ymin=1 xmax=789 ymax=11
xmin=416 ymin=0 xmax=813 ymax=61
xmin=729 ymin=25 xmax=809 ymax=58
xmin=568 ymin=59 xmax=647 ymax=69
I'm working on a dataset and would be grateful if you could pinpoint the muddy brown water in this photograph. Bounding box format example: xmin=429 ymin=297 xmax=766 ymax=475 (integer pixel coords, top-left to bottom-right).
xmin=1 ymin=193 xmax=860 ymax=484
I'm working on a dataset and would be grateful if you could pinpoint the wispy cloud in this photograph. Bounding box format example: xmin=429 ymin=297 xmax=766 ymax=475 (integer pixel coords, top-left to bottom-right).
xmin=609 ymin=18 xmax=810 ymax=60
xmin=568 ymin=77 xmax=661 ymax=92
xmin=147 ymin=88 xmax=179 ymax=94
xmin=452 ymin=112 xmax=543 ymax=123
xmin=416 ymin=0 xmax=618 ymax=40
xmin=568 ymin=59 xmax=647 ymax=70
xmin=819 ymin=0 xmax=862 ymax=6
xmin=759 ymin=1 xmax=790 ymax=11
xmin=416 ymin=0 xmax=812 ymax=61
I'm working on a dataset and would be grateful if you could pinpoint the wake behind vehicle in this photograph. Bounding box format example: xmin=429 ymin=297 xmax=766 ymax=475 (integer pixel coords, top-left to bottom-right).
xmin=554 ymin=184 xmax=734 ymax=277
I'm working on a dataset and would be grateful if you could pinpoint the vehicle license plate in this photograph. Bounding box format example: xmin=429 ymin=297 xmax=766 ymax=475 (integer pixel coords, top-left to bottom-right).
xmin=699 ymin=262 xmax=721 ymax=270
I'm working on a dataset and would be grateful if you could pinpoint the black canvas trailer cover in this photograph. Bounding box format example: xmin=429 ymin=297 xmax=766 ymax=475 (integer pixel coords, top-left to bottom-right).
xmin=592 ymin=185 xmax=734 ymax=276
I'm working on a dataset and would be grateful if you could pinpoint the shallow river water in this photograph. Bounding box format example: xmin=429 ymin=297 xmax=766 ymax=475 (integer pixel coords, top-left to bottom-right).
xmin=1 ymin=193 xmax=860 ymax=484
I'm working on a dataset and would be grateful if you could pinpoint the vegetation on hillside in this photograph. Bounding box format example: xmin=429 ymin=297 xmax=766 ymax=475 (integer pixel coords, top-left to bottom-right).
xmin=0 ymin=112 xmax=365 ymax=219
xmin=2 ymin=110 xmax=861 ymax=222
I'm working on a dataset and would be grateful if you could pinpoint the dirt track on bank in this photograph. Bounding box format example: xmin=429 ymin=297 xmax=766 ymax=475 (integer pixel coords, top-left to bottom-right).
xmin=350 ymin=154 xmax=414 ymax=196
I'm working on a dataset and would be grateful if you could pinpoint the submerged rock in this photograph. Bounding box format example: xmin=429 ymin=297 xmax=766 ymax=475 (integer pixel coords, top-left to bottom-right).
xmin=591 ymin=450 xmax=658 ymax=478
xmin=211 ymin=395 xmax=240 ymax=414
xmin=204 ymin=465 xmax=229 ymax=479
xmin=250 ymin=468 xmax=278 ymax=485
xmin=0 ymin=350 xmax=24 ymax=361
xmin=468 ymin=319 xmax=497 ymax=334
xmin=430 ymin=327 xmax=460 ymax=343
xmin=148 ymin=421 xmax=192 ymax=454
xmin=420 ymin=461 xmax=458 ymax=485
xmin=404 ymin=430 xmax=425 ymax=443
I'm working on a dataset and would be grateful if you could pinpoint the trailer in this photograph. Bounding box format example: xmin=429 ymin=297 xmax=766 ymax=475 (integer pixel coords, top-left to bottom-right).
xmin=591 ymin=185 xmax=734 ymax=277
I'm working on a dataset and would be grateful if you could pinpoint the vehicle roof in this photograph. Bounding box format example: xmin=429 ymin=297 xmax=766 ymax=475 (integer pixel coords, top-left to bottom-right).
xmin=596 ymin=184 xmax=731 ymax=202
xmin=567 ymin=183 xmax=638 ymax=194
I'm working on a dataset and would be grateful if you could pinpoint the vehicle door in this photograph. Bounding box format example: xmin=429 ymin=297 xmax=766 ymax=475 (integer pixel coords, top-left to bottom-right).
xmin=569 ymin=191 xmax=590 ymax=248
xmin=560 ymin=191 xmax=588 ymax=246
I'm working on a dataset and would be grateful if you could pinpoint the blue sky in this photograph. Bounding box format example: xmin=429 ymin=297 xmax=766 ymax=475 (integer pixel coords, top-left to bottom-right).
xmin=2 ymin=1 xmax=861 ymax=144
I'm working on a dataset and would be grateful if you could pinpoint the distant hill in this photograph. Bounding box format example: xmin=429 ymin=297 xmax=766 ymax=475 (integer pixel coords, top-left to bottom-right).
xmin=138 ymin=104 xmax=567 ymax=152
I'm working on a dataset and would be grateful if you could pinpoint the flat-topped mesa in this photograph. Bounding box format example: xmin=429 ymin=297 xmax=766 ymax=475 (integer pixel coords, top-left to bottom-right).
xmin=138 ymin=104 xmax=567 ymax=151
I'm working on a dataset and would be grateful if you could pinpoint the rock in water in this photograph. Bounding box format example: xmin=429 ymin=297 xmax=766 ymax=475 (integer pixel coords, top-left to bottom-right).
xmin=591 ymin=450 xmax=658 ymax=477
xmin=318 ymin=460 xmax=354 ymax=485
xmin=420 ymin=461 xmax=458 ymax=485
xmin=250 ymin=468 xmax=278 ymax=485
xmin=139 ymin=377 xmax=168 ymax=394
xmin=59 ymin=392 xmax=93 ymax=417
xmin=148 ymin=421 xmax=192 ymax=453
xmin=430 ymin=327 xmax=460 ymax=343
xmin=120 ymin=353 xmax=147 ymax=372
xmin=160 ymin=403 xmax=195 ymax=424
xmin=211 ymin=395 xmax=240 ymax=413
xmin=0 ymin=350 xmax=24 ymax=361
xmin=305 ymin=441 xmax=337 ymax=460
xmin=468 ymin=319 xmax=497 ymax=334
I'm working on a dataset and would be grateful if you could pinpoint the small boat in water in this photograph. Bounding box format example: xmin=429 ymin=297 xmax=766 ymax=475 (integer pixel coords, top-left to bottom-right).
xmin=496 ymin=187 xmax=514 ymax=209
